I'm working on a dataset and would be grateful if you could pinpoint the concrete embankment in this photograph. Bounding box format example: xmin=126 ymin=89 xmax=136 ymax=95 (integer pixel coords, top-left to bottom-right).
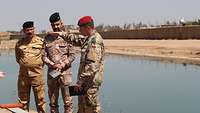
xmin=105 ymin=39 xmax=200 ymax=65
xmin=101 ymin=26 xmax=200 ymax=39
xmin=0 ymin=40 xmax=18 ymax=49
xmin=1 ymin=39 xmax=200 ymax=65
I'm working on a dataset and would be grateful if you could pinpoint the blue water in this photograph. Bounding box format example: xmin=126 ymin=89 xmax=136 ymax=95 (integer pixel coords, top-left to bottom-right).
xmin=1 ymin=51 xmax=200 ymax=113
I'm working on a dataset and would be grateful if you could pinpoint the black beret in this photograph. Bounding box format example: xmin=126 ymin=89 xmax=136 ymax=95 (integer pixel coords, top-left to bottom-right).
xmin=49 ymin=12 xmax=61 ymax=23
xmin=23 ymin=21 xmax=34 ymax=29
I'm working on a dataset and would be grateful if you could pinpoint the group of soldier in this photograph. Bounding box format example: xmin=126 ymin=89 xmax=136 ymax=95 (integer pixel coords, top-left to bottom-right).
xmin=14 ymin=12 xmax=105 ymax=113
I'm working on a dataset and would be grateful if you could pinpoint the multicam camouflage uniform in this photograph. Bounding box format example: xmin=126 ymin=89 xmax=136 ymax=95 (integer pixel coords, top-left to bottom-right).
xmin=42 ymin=34 xmax=75 ymax=113
xmin=15 ymin=36 xmax=46 ymax=113
xmin=67 ymin=30 xmax=105 ymax=113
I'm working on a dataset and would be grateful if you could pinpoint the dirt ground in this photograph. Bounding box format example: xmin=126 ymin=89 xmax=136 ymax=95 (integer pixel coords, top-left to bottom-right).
xmin=104 ymin=39 xmax=200 ymax=65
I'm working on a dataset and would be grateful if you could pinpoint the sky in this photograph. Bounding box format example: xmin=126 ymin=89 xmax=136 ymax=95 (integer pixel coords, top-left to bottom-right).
xmin=0 ymin=0 xmax=199 ymax=32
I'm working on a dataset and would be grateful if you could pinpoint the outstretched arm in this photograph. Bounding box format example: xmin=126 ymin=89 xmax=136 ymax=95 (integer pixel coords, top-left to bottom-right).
xmin=48 ymin=31 xmax=85 ymax=47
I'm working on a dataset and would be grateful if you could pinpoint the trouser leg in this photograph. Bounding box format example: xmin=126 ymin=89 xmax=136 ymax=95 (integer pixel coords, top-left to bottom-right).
xmin=61 ymin=85 xmax=73 ymax=113
xmin=78 ymin=86 xmax=101 ymax=113
xmin=48 ymin=77 xmax=60 ymax=113
xmin=29 ymin=66 xmax=46 ymax=113
xmin=18 ymin=73 xmax=31 ymax=111
xmin=32 ymin=84 xmax=46 ymax=113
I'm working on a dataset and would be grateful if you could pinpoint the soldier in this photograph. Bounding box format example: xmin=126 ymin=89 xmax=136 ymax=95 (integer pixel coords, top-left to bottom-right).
xmin=51 ymin=16 xmax=105 ymax=113
xmin=42 ymin=12 xmax=75 ymax=113
xmin=15 ymin=21 xmax=46 ymax=113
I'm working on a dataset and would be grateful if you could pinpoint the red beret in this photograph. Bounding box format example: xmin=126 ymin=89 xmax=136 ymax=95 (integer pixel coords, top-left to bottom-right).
xmin=78 ymin=16 xmax=94 ymax=27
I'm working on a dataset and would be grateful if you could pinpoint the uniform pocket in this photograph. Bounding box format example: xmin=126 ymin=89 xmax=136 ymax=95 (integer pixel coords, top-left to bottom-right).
xmin=30 ymin=45 xmax=42 ymax=54
xmin=59 ymin=44 xmax=68 ymax=53
xmin=86 ymin=87 xmax=99 ymax=107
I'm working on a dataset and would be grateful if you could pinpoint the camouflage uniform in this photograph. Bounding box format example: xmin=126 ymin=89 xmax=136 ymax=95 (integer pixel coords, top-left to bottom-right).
xmin=67 ymin=30 xmax=104 ymax=113
xmin=15 ymin=36 xmax=46 ymax=113
xmin=42 ymin=34 xmax=75 ymax=113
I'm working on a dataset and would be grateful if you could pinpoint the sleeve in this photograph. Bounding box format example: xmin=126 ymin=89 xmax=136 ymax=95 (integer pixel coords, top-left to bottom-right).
xmin=41 ymin=41 xmax=55 ymax=66
xmin=77 ymin=61 xmax=101 ymax=86
xmin=67 ymin=43 xmax=75 ymax=66
xmin=77 ymin=39 xmax=104 ymax=86
xmin=15 ymin=41 xmax=21 ymax=64
xmin=60 ymin=43 xmax=75 ymax=67
xmin=64 ymin=34 xmax=85 ymax=47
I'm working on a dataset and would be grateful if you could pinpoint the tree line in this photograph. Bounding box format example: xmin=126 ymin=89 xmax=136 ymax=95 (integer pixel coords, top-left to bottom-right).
xmin=6 ymin=19 xmax=200 ymax=34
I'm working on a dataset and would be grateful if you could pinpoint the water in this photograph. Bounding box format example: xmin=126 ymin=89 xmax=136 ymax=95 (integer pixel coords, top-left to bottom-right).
xmin=1 ymin=51 xmax=200 ymax=113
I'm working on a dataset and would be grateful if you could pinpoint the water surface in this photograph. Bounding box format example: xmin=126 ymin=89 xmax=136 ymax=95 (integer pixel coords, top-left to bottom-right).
xmin=0 ymin=51 xmax=200 ymax=113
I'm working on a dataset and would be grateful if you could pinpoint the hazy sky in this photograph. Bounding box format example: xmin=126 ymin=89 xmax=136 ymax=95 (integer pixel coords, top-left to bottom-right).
xmin=0 ymin=0 xmax=199 ymax=32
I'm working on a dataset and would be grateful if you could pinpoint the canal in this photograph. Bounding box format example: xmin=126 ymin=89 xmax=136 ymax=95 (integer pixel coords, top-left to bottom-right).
xmin=0 ymin=51 xmax=200 ymax=113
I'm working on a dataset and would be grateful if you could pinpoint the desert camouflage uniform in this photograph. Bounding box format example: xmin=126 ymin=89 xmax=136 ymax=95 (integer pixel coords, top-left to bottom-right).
xmin=67 ymin=30 xmax=104 ymax=113
xmin=42 ymin=34 xmax=75 ymax=113
xmin=15 ymin=36 xmax=46 ymax=113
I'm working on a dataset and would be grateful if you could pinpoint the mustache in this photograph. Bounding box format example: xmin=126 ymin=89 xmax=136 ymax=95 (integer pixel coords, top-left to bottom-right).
xmin=27 ymin=32 xmax=33 ymax=35
xmin=53 ymin=28 xmax=61 ymax=32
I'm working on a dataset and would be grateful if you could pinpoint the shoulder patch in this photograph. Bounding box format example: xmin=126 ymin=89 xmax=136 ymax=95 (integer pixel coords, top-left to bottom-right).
xmin=91 ymin=36 xmax=96 ymax=44
xmin=35 ymin=36 xmax=44 ymax=42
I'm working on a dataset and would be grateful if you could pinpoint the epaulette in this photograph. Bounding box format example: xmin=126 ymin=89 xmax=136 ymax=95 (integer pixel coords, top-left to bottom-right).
xmin=17 ymin=38 xmax=25 ymax=45
xmin=91 ymin=33 xmax=103 ymax=45
xmin=90 ymin=36 xmax=96 ymax=44
xmin=35 ymin=36 xmax=44 ymax=42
